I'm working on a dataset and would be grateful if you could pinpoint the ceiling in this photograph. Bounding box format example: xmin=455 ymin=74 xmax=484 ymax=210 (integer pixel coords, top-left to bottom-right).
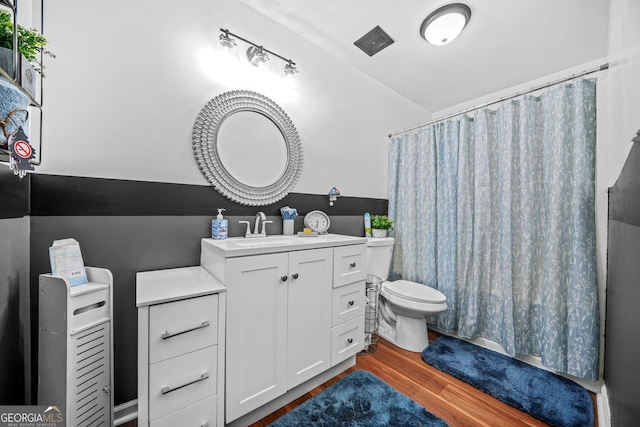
xmin=238 ymin=0 xmax=610 ymax=113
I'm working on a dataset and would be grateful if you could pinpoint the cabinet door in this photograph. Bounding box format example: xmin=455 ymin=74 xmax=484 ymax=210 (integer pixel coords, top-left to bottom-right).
xmin=226 ymin=253 xmax=288 ymax=423
xmin=69 ymin=322 xmax=112 ymax=426
xmin=287 ymin=248 xmax=333 ymax=388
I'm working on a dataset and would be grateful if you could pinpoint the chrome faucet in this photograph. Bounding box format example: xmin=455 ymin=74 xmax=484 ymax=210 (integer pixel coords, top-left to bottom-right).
xmin=253 ymin=212 xmax=266 ymax=234
xmin=239 ymin=212 xmax=273 ymax=238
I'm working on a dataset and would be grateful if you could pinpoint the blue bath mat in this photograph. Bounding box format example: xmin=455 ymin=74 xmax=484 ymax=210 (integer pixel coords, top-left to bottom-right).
xmin=269 ymin=370 xmax=449 ymax=426
xmin=422 ymin=336 xmax=594 ymax=427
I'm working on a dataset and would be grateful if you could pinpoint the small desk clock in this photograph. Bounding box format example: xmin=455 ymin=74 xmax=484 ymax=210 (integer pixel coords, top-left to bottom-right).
xmin=303 ymin=210 xmax=330 ymax=234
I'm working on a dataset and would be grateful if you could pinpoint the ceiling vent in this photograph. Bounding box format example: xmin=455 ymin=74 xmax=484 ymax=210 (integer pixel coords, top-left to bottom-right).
xmin=354 ymin=26 xmax=394 ymax=57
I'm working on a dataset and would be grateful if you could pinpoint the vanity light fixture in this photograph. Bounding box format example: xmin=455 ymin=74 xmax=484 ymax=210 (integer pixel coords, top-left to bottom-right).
xmin=219 ymin=29 xmax=237 ymax=53
xmin=246 ymin=45 xmax=269 ymax=68
xmin=282 ymin=60 xmax=300 ymax=90
xmin=217 ymin=29 xmax=239 ymax=61
xmin=218 ymin=28 xmax=299 ymax=88
xmin=420 ymin=3 xmax=471 ymax=46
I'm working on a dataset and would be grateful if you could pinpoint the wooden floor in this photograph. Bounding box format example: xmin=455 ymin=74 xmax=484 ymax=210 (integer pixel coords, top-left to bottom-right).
xmin=124 ymin=331 xmax=598 ymax=427
xmin=250 ymin=332 xmax=598 ymax=427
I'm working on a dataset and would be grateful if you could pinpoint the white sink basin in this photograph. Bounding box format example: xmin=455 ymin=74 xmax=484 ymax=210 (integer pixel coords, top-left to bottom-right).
xmin=201 ymin=234 xmax=367 ymax=257
xmin=227 ymin=236 xmax=300 ymax=248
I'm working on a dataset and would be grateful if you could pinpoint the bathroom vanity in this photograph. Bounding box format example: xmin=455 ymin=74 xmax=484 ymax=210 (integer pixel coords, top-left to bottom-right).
xmin=201 ymin=234 xmax=367 ymax=426
xmin=136 ymin=234 xmax=366 ymax=426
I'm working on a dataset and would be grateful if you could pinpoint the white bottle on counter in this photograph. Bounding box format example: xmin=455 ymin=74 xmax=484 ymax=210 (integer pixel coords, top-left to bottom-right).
xmin=212 ymin=208 xmax=228 ymax=240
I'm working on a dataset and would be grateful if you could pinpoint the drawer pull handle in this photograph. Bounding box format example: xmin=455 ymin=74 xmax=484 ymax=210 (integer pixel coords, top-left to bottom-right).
xmin=161 ymin=321 xmax=210 ymax=340
xmin=348 ymin=300 xmax=354 ymax=306
xmin=161 ymin=372 xmax=209 ymax=395
xmin=281 ymin=275 xmax=288 ymax=282
xmin=292 ymin=273 xmax=299 ymax=279
xmin=350 ymin=262 xmax=357 ymax=268
xmin=347 ymin=338 xmax=353 ymax=344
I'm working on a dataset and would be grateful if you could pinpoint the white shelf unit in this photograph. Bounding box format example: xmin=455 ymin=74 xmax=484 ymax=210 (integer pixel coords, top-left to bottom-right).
xmin=38 ymin=267 xmax=114 ymax=427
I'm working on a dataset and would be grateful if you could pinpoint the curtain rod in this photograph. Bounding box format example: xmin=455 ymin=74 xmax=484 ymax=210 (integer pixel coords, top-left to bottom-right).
xmin=388 ymin=62 xmax=609 ymax=138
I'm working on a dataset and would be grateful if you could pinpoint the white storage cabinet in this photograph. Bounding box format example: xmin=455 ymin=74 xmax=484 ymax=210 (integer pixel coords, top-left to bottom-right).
xmin=137 ymin=266 xmax=226 ymax=427
xmin=38 ymin=267 xmax=114 ymax=427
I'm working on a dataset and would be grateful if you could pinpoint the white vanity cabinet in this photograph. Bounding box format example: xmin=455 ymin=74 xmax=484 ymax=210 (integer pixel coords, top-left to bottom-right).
xmin=137 ymin=266 xmax=226 ymax=427
xmin=225 ymin=248 xmax=333 ymax=422
xmin=200 ymin=234 xmax=367 ymax=426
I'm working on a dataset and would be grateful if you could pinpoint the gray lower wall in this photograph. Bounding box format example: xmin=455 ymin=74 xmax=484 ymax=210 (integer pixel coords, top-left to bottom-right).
xmin=0 ymin=217 xmax=30 ymax=404
xmin=30 ymin=215 xmax=214 ymax=405
xmin=29 ymin=214 xmax=368 ymax=405
xmin=21 ymin=174 xmax=385 ymax=406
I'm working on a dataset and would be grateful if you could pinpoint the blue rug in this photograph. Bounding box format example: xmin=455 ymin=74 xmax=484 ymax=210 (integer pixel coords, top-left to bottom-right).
xmin=269 ymin=370 xmax=449 ymax=426
xmin=422 ymin=336 xmax=594 ymax=427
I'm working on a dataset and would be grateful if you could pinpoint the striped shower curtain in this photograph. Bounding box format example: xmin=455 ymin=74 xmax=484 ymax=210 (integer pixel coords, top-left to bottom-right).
xmin=388 ymin=78 xmax=599 ymax=381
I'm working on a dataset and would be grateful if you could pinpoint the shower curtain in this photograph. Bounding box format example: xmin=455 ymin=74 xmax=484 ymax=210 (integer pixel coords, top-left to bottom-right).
xmin=388 ymin=78 xmax=599 ymax=381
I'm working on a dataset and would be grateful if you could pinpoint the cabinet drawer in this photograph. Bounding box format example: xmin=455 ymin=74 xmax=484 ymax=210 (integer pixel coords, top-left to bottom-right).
xmin=331 ymin=316 xmax=364 ymax=366
xmin=149 ymin=345 xmax=217 ymax=422
xmin=333 ymin=245 xmax=366 ymax=288
xmin=149 ymin=294 xmax=218 ymax=364
xmin=332 ymin=280 xmax=365 ymax=326
xmin=151 ymin=395 xmax=217 ymax=427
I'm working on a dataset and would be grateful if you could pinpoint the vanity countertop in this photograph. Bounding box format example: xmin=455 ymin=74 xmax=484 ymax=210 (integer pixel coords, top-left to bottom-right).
xmin=136 ymin=266 xmax=226 ymax=307
xmin=201 ymin=233 xmax=367 ymax=258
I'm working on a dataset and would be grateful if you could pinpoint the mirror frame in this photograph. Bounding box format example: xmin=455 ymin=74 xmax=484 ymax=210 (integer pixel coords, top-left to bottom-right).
xmin=193 ymin=90 xmax=303 ymax=206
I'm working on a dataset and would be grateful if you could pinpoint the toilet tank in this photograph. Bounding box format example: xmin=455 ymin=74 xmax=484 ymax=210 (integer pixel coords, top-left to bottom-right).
xmin=366 ymin=237 xmax=395 ymax=281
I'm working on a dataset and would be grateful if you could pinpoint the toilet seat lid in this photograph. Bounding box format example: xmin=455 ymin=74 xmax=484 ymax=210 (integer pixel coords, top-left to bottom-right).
xmin=384 ymin=280 xmax=446 ymax=304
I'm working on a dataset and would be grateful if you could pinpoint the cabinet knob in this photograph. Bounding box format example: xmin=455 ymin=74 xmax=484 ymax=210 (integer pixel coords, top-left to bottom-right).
xmin=292 ymin=273 xmax=299 ymax=279
xmin=103 ymin=386 xmax=110 ymax=394
xmin=347 ymin=338 xmax=353 ymax=344
xmin=350 ymin=262 xmax=356 ymax=268
xmin=348 ymin=300 xmax=354 ymax=306
xmin=281 ymin=275 xmax=288 ymax=282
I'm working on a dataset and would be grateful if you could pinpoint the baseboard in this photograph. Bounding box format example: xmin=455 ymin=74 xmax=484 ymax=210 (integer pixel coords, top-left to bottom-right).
xmin=114 ymin=399 xmax=137 ymax=426
xmin=597 ymin=383 xmax=611 ymax=427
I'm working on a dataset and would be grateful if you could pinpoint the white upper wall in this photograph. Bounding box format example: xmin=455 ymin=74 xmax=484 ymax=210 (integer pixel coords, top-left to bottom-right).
xmin=37 ymin=0 xmax=430 ymax=200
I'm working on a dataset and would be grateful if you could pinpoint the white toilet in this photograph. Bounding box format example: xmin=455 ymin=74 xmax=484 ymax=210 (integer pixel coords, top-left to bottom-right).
xmin=366 ymin=237 xmax=447 ymax=352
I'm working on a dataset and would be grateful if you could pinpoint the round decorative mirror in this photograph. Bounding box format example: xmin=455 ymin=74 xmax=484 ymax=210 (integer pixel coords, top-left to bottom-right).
xmin=193 ymin=90 xmax=303 ymax=206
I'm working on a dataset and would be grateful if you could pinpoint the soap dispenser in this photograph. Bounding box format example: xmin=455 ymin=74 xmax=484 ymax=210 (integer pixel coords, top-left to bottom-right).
xmin=212 ymin=208 xmax=228 ymax=240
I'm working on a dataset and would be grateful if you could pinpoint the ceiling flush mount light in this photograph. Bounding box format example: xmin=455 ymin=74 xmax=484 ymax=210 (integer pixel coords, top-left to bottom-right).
xmin=420 ymin=3 xmax=471 ymax=46
xmin=218 ymin=28 xmax=300 ymax=89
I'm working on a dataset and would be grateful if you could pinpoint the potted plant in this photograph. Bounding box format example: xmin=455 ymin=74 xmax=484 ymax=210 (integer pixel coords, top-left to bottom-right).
xmin=371 ymin=215 xmax=394 ymax=238
xmin=0 ymin=9 xmax=55 ymax=78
